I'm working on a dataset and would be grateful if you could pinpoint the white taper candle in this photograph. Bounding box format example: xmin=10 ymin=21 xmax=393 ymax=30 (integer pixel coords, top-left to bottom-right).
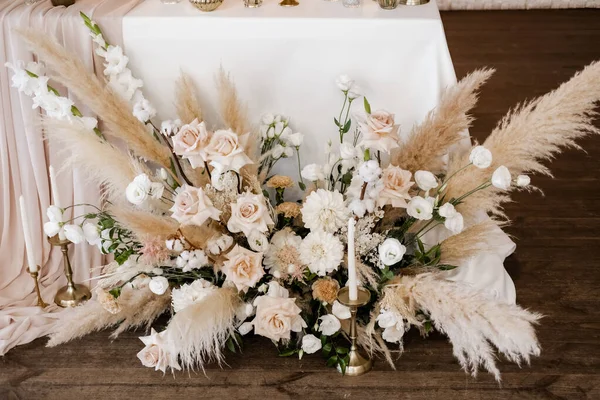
xmin=49 ymin=165 xmax=61 ymax=209
xmin=347 ymin=217 xmax=357 ymax=301
xmin=19 ymin=196 xmax=38 ymax=272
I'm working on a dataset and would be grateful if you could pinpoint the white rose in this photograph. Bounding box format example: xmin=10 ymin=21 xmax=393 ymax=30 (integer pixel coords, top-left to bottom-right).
xmin=126 ymin=174 xmax=152 ymax=205
xmin=136 ymin=328 xmax=181 ymax=373
xmin=336 ymin=75 xmax=354 ymax=91
xmin=491 ymin=165 xmax=512 ymax=190
xmin=227 ymin=192 xmax=274 ymax=238
xmin=376 ymin=309 xmax=399 ymax=329
xmin=517 ymin=174 xmax=530 ymax=187
xmin=358 ymin=160 xmax=382 ymax=183
xmin=358 ymin=110 xmax=399 ymax=154
xmin=378 ymin=238 xmax=406 ymax=267
xmin=382 ymin=326 xmax=405 ymax=344
xmin=318 ymin=314 xmax=341 ymax=336
xmin=287 ymin=132 xmax=304 ymax=147
xmin=301 ymin=334 xmax=322 ymax=354
xmin=469 ymin=146 xmax=493 ymax=169
xmin=406 ymin=196 xmax=434 ymax=220
xmin=63 ymin=224 xmax=84 ymax=244
xmin=414 ymin=170 xmax=438 ymax=192
xmin=301 ymin=164 xmax=325 ymax=182
xmin=149 ymin=276 xmax=169 ymax=295
xmin=266 ymin=281 xmax=289 ymax=299
xmin=238 ymin=321 xmax=253 ymax=336
xmin=332 ymin=300 xmax=351 ymax=320
xmin=205 ymin=129 xmax=253 ymax=173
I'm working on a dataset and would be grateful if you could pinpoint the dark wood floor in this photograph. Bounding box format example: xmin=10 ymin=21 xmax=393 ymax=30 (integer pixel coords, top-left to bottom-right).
xmin=2 ymin=10 xmax=600 ymax=400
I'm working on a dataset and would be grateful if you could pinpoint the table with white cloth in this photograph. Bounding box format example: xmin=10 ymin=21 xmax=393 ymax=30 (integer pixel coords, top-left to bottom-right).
xmin=0 ymin=0 xmax=514 ymax=355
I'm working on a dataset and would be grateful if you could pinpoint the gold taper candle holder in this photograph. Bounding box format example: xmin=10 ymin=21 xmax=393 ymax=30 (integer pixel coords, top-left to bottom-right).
xmin=336 ymin=286 xmax=373 ymax=376
xmin=29 ymin=268 xmax=49 ymax=308
xmin=48 ymin=235 xmax=91 ymax=307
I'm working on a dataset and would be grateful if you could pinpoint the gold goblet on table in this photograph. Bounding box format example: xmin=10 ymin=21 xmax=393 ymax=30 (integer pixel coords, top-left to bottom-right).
xmin=48 ymin=235 xmax=91 ymax=307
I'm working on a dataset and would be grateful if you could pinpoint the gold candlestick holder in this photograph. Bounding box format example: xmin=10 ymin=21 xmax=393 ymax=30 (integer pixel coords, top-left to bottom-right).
xmin=48 ymin=235 xmax=91 ymax=307
xmin=336 ymin=286 xmax=373 ymax=376
xmin=29 ymin=268 xmax=49 ymax=308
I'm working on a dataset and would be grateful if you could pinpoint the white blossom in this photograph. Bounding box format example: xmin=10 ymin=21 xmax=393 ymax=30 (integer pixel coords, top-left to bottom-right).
xmin=287 ymin=132 xmax=304 ymax=147
xmin=176 ymin=249 xmax=209 ymax=272
xmin=406 ymin=196 xmax=434 ymax=220
xmin=336 ymin=75 xmax=354 ymax=92
xmin=301 ymin=164 xmax=325 ymax=182
xmin=301 ymin=334 xmax=322 ymax=354
xmin=491 ymin=166 xmax=512 ymax=190
xmin=378 ymin=238 xmax=406 ymax=267
xmin=238 ymin=322 xmax=253 ymax=336
xmin=299 ymin=230 xmax=344 ymax=276
xmin=132 ymin=97 xmax=156 ymax=122
xmin=149 ymin=276 xmax=169 ymax=296
xmin=358 ymin=160 xmax=382 ymax=183
xmin=318 ymin=314 xmax=341 ymax=336
xmin=414 ymin=170 xmax=438 ymax=192
xmin=63 ymin=224 xmax=84 ymax=244
xmin=301 ymin=189 xmax=349 ymax=233
xmin=332 ymin=301 xmax=351 ymax=320
xmin=516 ymin=175 xmax=531 ymax=187
xmin=469 ymin=146 xmax=493 ymax=169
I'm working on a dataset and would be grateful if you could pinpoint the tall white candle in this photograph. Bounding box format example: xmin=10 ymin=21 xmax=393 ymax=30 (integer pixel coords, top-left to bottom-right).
xmin=347 ymin=218 xmax=358 ymax=301
xmin=49 ymin=165 xmax=61 ymax=209
xmin=19 ymin=196 xmax=38 ymax=272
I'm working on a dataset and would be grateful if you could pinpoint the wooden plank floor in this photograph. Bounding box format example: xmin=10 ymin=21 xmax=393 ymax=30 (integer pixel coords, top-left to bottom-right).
xmin=2 ymin=10 xmax=600 ymax=400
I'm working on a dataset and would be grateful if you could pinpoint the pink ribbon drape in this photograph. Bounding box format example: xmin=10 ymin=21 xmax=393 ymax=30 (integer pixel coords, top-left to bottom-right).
xmin=0 ymin=0 xmax=140 ymax=356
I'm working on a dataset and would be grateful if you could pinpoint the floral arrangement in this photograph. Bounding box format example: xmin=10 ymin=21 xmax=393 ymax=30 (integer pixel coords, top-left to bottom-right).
xmin=7 ymin=14 xmax=600 ymax=380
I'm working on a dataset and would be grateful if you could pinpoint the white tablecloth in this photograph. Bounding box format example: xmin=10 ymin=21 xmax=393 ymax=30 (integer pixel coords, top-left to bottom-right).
xmin=123 ymin=0 xmax=457 ymax=177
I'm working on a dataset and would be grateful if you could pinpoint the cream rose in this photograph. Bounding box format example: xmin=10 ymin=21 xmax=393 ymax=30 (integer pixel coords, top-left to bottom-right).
xmin=137 ymin=328 xmax=181 ymax=373
xmin=227 ymin=192 xmax=274 ymax=237
xmin=252 ymin=295 xmax=306 ymax=341
xmin=358 ymin=110 xmax=400 ymax=153
xmin=172 ymin=119 xmax=211 ymax=169
xmin=222 ymin=245 xmax=265 ymax=292
xmin=170 ymin=185 xmax=221 ymax=226
xmin=377 ymin=165 xmax=414 ymax=208
xmin=205 ymin=129 xmax=253 ymax=173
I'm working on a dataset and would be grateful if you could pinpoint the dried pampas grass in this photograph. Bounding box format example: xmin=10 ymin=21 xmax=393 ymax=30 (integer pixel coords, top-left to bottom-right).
xmin=17 ymin=29 xmax=173 ymax=170
xmin=445 ymin=62 xmax=600 ymax=220
xmin=43 ymin=118 xmax=139 ymax=202
xmin=439 ymin=219 xmax=499 ymax=265
xmin=47 ymin=286 xmax=169 ymax=347
xmin=391 ymin=69 xmax=494 ymax=173
xmin=216 ymin=68 xmax=250 ymax=136
xmin=164 ymin=287 xmax=240 ymax=371
xmin=175 ymin=72 xmax=203 ymax=124
xmin=108 ymin=204 xmax=179 ymax=241
xmin=382 ymin=274 xmax=542 ymax=381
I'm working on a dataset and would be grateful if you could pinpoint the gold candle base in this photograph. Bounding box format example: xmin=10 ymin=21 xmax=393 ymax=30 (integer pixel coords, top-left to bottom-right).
xmin=336 ymin=286 xmax=373 ymax=376
xmin=398 ymin=0 xmax=429 ymax=4
xmin=29 ymin=269 xmax=49 ymax=308
xmin=48 ymin=235 xmax=91 ymax=308
xmin=279 ymin=0 xmax=299 ymax=6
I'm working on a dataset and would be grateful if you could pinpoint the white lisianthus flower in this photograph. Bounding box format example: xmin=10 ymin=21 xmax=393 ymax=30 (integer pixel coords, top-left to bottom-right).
xmin=261 ymin=113 xmax=275 ymax=125
xmin=358 ymin=160 xmax=382 ymax=183
xmin=287 ymin=132 xmax=304 ymax=147
xmin=339 ymin=142 xmax=359 ymax=160
xmin=206 ymin=234 xmax=234 ymax=255
xmin=332 ymin=300 xmax=351 ymax=320
xmin=149 ymin=276 xmax=170 ymax=296
xmin=301 ymin=334 xmax=322 ymax=354
xmin=299 ymin=230 xmax=344 ymax=276
xmin=516 ymin=174 xmax=531 ymax=187
xmin=348 ymin=85 xmax=362 ymax=100
xmin=469 ymin=146 xmax=493 ymax=169
xmin=376 ymin=309 xmax=400 ymax=329
xmin=414 ymin=170 xmax=438 ymax=192
xmin=492 ymin=165 xmax=512 ymax=190
xmin=301 ymin=164 xmax=325 ymax=182
xmin=318 ymin=314 xmax=341 ymax=336
xmin=272 ymin=144 xmax=285 ymax=159
xmin=171 ymin=279 xmax=215 ymax=312
xmin=301 ymin=189 xmax=349 ymax=233
xmin=126 ymin=174 xmax=152 ymax=205
xmin=43 ymin=205 xmax=66 ymax=239
xmin=438 ymin=203 xmax=464 ymax=234
xmin=378 ymin=238 xmax=406 ymax=267
xmin=133 ymin=97 xmax=156 ymax=122
xmin=283 ymin=147 xmax=294 ymax=158
xmin=406 ymin=196 xmax=434 ymax=220
xmin=176 ymin=249 xmax=209 ymax=273
xmin=382 ymin=325 xmax=405 ymax=344
xmin=63 ymin=224 xmax=84 ymax=244
xmin=336 ymin=75 xmax=354 ymax=92
xmin=238 ymin=322 xmax=253 ymax=336
xmin=247 ymin=230 xmax=270 ymax=253
xmin=83 ymin=222 xmax=101 ymax=246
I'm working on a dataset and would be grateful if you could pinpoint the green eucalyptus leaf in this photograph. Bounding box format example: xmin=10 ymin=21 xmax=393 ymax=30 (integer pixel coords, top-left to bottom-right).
xmin=363 ymin=97 xmax=371 ymax=114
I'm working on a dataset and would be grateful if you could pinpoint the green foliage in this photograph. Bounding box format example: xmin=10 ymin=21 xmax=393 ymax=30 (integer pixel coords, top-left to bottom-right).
xmin=363 ymin=97 xmax=372 ymax=114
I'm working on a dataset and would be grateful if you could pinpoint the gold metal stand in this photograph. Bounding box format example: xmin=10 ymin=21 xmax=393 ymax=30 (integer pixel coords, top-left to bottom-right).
xmin=48 ymin=235 xmax=91 ymax=307
xmin=279 ymin=0 xmax=299 ymax=6
xmin=336 ymin=286 xmax=373 ymax=376
xmin=398 ymin=0 xmax=429 ymax=5
xmin=29 ymin=268 xmax=49 ymax=308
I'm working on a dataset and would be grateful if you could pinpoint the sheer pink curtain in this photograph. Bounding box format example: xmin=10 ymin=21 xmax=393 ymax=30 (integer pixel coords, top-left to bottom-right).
xmin=0 ymin=0 xmax=141 ymax=355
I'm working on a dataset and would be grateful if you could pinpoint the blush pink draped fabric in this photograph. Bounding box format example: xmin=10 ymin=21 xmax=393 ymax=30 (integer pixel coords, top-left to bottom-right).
xmin=0 ymin=0 xmax=140 ymax=355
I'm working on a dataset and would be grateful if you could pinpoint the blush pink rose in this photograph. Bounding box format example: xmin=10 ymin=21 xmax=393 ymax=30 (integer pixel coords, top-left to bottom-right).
xmin=377 ymin=165 xmax=414 ymax=208
xmin=227 ymin=192 xmax=274 ymax=238
xmin=222 ymin=245 xmax=265 ymax=293
xmin=170 ymin=185 xmax=221 ymax=226
xmin=206 ymin=129 xmax=253 ymax=173
xmin=251 ymin=295 xmax=306 ymax=341
xmin=172 ymin=119 xmax=211 ymax=169
xmin=359 ymin=110 xmax=400 ymax=153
